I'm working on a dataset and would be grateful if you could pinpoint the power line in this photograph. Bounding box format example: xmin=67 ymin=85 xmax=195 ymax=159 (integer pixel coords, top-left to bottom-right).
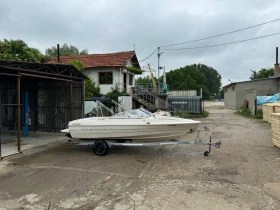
xmin=160 ymin=18 xmax=280 ymax=48
xmin=163 ymin=32 xmax=280 ymax=51
xmin=138 ymin=48 xmax=158 ymax=62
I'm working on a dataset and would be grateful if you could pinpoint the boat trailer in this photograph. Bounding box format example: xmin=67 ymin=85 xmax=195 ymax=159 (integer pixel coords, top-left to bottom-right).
xmin=67 ymin=127 xmax=221 ymax=156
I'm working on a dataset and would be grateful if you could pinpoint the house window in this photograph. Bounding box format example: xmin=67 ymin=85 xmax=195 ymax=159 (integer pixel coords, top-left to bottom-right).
xmin=129 ymin=74 xmax=133 ymax=85
xmin=99 ymin=72 xmax=113 ymax=84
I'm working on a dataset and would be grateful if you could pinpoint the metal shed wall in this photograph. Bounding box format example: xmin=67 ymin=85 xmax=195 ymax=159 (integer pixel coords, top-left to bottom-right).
xmin=0 ymin=80 xmax=83 ymax=133
xmin=224 ymin=78 xmax=279 ymax=110
xmin=168 ymin=96 xmax=203 ymax=114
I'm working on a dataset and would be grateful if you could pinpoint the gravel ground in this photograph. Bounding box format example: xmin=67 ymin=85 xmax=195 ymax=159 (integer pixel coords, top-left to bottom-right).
xmin=0 ymin=102 xmax=280 ymax=209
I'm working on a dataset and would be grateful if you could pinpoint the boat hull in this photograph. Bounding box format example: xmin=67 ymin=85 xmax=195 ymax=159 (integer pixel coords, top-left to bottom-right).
xmin=67 ymin=116 xmax=200 ymax=142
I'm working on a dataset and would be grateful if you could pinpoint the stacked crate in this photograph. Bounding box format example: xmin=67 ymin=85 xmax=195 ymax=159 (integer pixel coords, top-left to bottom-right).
xmin=262 ymin=103 xmax=280 ymax=123
xmin=271 ymin=113 xmax=280 ymax=148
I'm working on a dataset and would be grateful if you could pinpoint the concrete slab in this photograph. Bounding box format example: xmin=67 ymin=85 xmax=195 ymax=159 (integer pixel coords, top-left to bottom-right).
xmin=0 ymin=131 xmax=67 ymax=158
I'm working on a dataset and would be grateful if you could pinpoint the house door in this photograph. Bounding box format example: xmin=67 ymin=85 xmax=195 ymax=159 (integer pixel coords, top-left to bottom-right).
xmin=123 ymin=73 xmax=127 ymax=92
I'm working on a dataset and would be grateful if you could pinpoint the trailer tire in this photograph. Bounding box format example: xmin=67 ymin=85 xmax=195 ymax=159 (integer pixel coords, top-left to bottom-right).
xmin=93 ymin=140 xmax=109 ymax=156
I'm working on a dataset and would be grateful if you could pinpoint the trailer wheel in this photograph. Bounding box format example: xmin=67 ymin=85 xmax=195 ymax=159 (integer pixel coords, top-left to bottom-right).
xmin=204 ymin=151 xmax=209 ymax=156
xmin=93 ymin=140 xmax=109 ymax=156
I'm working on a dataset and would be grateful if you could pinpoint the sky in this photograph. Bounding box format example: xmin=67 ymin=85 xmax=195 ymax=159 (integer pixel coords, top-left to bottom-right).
xmin=0 ymin=0 xmax=279 ymax=87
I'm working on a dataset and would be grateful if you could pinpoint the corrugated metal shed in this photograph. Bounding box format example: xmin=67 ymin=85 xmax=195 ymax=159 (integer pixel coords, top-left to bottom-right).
xmin=0 ymin=60 xmax=86 ymax=153
xmin=168 ymin=96 xmax=203 ymax=114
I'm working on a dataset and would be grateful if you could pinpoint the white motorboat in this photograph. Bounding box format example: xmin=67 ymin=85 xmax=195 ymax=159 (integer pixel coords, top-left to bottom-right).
xmin=62 ymin=108 xmax=201 ymax=142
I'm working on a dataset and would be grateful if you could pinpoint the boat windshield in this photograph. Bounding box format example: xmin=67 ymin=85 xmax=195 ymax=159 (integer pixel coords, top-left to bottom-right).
xmin=110 ymin=108 xmax=154 ymax=119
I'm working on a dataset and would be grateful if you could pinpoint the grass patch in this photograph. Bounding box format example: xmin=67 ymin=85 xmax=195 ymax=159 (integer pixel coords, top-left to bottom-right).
xmin=235 ymin=108 xmax=263 ymax=119
xmin=174 ymin=110 xmax=209 ymax=119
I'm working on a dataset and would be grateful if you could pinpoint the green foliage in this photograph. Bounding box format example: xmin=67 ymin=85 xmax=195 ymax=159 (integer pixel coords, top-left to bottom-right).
xmin=45 ymin=43 xmax=88 ymax=57
xmin=166 ymin=64 xmax=205 ymax=91
xmin=79 ymin=49 xmax=89 ymax=55
xmin=0 ymin=39 xmax=49 ymax=63
xmin=235 ymin=108 xmax=263 ymax=119
xmin=249 ymin=68 xmax=274 ymax=80
xmin=135 ymin=76 xmax=155 ymax=90
xmin=255 ymin=109 xmax=263 ymax=119
xmin=85 ymin=77 xmax=100 ymax=98
xmin=67 ymin=59 xmax=85 ymax=72
xmin=165 ymin=64 xmax=221 ymax=99
xmin=236 ymin=107 xmax=252 ymax=117
xmin=135 ymin=76 xmax=153 ymax=84
xmin=105 ymin=86 xmax=128 ymax=102
xmin=125 ymin=67 xmax=145 ymax=74
xmin=173 ymin=110 xmax=209 ymax=118
xmin=196 ymin=64 xmax=221 ymax=98
xmin=66 ymin=59 xmax=100 ymax=98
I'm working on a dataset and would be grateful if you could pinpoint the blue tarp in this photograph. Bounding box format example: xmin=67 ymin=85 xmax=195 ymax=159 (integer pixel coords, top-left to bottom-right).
xmin=257 ymin=93 xmax=280 ymax=105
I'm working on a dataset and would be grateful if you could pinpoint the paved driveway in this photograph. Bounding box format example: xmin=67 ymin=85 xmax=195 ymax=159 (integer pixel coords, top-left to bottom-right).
xmin=0 ymin=103 xmax=280 ymax=209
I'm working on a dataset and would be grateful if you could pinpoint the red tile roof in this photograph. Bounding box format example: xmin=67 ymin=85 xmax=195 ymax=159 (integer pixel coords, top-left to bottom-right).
xmin=47 ymin=51 xmax=139 ymax=68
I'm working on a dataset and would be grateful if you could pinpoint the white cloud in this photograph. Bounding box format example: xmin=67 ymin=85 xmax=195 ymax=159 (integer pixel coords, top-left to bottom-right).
xmin=0 ymin=0 xmax=279 ymax=87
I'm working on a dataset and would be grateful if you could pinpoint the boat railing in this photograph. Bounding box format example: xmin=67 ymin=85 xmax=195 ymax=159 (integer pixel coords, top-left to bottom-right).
xmin=94 ymin=99 xmax=131 ymax=117
xmin=110 ymin=100 xmax=128 ymax=112
xmin=95 ymin=100 xmax=114 ymax=116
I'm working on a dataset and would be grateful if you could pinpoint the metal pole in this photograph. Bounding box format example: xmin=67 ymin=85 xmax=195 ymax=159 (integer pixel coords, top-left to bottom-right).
xmin=0 ymin=105 xmax=2 ymax=159
xmin=17 ymin=74 xmax=21 ymax=152
xmin=57 ymin=44 xmax=60 ymax=63
xmin=157 ymin=47 xmax=160 ymax=79
xmin=276 ymin=47 xmax=278 ymax=65
xmin=163 ymin=66 xmax=166 ymax=83
xmin=82 ymin=81 xmax=85 ymax=118
xmin=157 ymin=47 xmax=160 ymax=93
xmin=70 ymin=82 xmax=73 ymax=120
xmin=0 ymin=124 xmax=2 ymax=159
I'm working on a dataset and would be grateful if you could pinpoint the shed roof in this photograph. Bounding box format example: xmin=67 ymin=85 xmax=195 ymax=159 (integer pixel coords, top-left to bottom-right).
xmin=223 ymin=75 xmax=280 ymax=89
xmin=0 ymin=60 xmax=87 ymax=82
xmin=47 ymin=51 xmax=140 ymax=68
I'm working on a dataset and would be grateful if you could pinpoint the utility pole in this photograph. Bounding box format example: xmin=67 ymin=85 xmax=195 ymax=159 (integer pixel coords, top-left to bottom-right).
xmin=157 ymin=47 xmax=163 ymax=93
xmin=157 ymin=47 xmax=160 ymax=79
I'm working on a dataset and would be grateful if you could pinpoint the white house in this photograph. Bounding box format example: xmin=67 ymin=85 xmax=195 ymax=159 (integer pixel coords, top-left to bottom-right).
xmin=48 ymin=51 xmax=141 ymax=95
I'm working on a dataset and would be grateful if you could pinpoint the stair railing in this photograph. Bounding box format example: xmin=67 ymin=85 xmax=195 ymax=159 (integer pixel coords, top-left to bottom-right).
xmin=132 ymin=85 xmax=182 ymax=114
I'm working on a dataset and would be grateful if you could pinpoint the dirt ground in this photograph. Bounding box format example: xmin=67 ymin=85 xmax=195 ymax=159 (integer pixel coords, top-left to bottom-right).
xmin=0 ymin=102 xmax=280 ymax=209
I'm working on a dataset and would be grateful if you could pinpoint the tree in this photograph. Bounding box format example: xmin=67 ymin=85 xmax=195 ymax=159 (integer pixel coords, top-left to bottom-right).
xmin=166 ymin=64 xmax=206 ymax=94
xmin=85 ymin=77 xmax=100 ymax=98
xmin=249 ymin=68 xmax=274 ymax=80
xmin=67 ymin=60 xmax=85 ymax=72
xmin=195 ymin=64 xmax=221 ymax=97
xmin=165 ymin=64 xmax=221 ymax=99
xmin=67 ymin=60 xmax=100 ymax=98
xmin=45 ymin=43 xmax=88 ymax=57
xmin=0 ymin=39 xmax=49 ymax=63
xmin=135 ymin=76 xmax=153 ymax=84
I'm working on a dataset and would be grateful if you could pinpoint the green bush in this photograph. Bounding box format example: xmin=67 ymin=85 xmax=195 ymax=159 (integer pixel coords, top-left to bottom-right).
xmin=105 ymin=86 xmax=128 ymax=102
xmin=255 ymin=109 xmax=263 ymax=119
xmin=235 ymin=107 xmax=263 ymax=119
xmin=240 ymin=108 xmax=251 ymax=116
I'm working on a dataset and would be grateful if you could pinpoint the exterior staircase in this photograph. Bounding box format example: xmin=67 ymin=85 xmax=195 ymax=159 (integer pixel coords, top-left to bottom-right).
xmin=130 ymin=84 xmax=181 ymax=114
